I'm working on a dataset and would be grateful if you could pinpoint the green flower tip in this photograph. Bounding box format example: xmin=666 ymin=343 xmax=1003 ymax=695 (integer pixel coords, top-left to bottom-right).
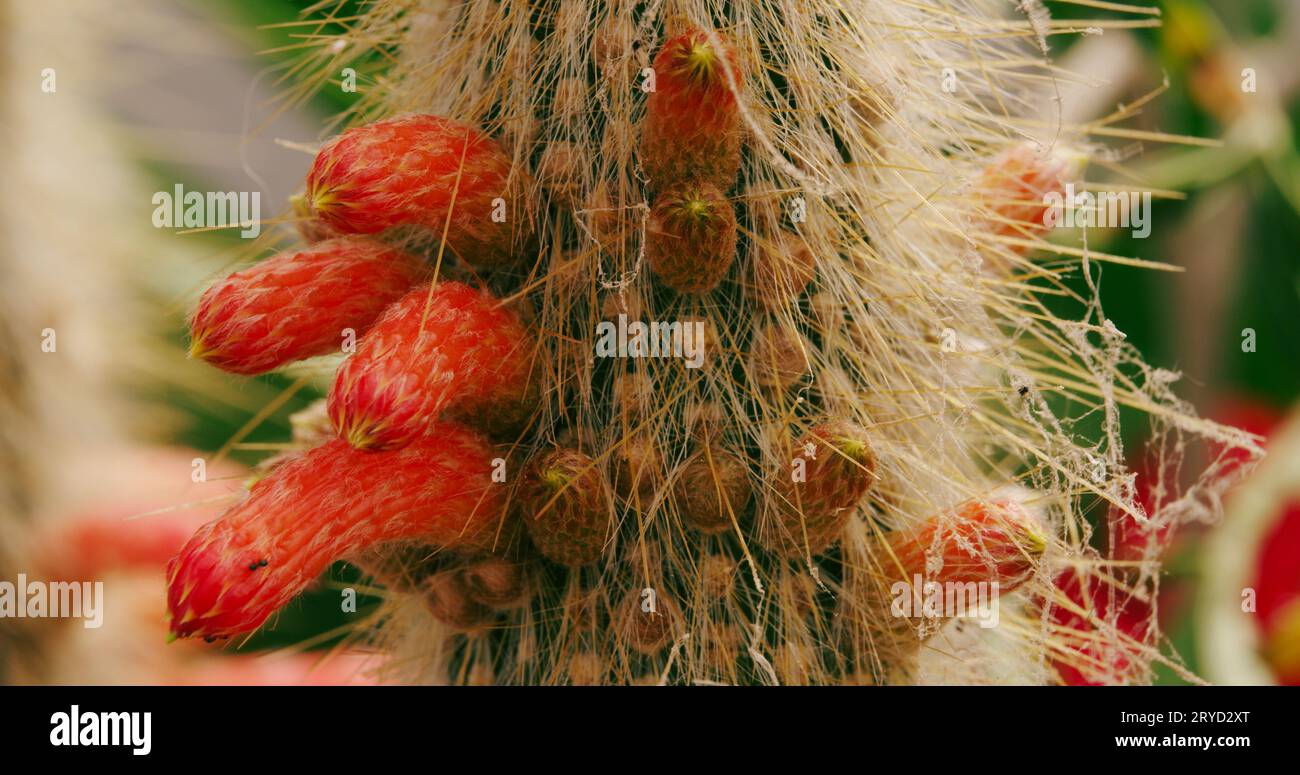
xmin=542 ymin=464 xmax=573 ymax=492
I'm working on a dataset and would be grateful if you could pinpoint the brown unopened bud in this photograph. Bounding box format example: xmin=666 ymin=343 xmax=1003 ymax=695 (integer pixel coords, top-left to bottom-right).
xmin=678 ymin=315 xmax=720 ymax=367
xmin=353 ymin=544 xmax=443 ymax=593
xmin=848 ymin=72 xmax=902 ymax=148
xmin=612 ymin=434 xmax=665 ymax=504
xmin=600 ymin=289 xmax=643 ymax=322
xmin=782 ymin=571 xmax=821 ymax=619
xmin=552 ymin=424 xmax=590 ymax=453
xmin=580 ymin=183 xmax=631 ymax=255
xmin=568 ymin=651 xmax=606 ymax=685
xmin=673 ymin=445 xmax=752 ymax=534
xmin=775 ymin=641 xmax=817 ymax=683
xmin=499 ymin=113 xmax=536 ymax=158
xmin=549 ymin=251 xmax=589 ymax=297
xmin=698 ymin=553 xmax=737 ymax=603
xmin=563 ymin=585 xmax=601 ymax=631
xmin=809 ymin=292 xmax=842 ymax=330
xmin=817 ymin=364 xmax=860 ymax=407
xmin=537 ymin=141 xmax=583 ymax=206
xmin=593 ymin=17 xmax=639 ymax=82
xmin=749 ymin=323 xmax=811 ymax=391
xmin=686 ymin=400 xmax=728 ymax=444
xmin=517 ymin=448 xmax=612 ymax=567
xmin=745 ymin=182 xmax=785 ymax=232
xmin=423 ymin=571 xmax=495 ymax=632
xmin=841 ymin=670 xmax=876 ymax=686
xmin=762 ymin=422 xmax=796 ymax=459
xmin=612 ymin=370 xmax=656 ymax=427
xmin=459 ymin=556 xmax=530 ymax=609
xmin=645 ymin=182 xmax=737 ymax=295
xmin=468 ymin=664 xmax=495 ymax=686
xmin=745 ymin=231 xmax=816 ymax=311
xmin=764 ymin=419 xmax=876 ymax=558
xmin=627 ymin=541 xmax=663 ymax=580
xmin=620 ymin=588 xmax=682 ymax=655
xmin=553 ymin=77 xmax=588 ymax=119
xmin=700 ymin=622 xmax=744 ymax=667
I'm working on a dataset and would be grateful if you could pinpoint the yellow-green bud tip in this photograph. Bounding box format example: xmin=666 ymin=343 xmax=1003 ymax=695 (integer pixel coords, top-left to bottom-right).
xmin=1018 ymin=523 xmax=1050 ymax=558
xmin=833 ymin=435 xmax=871 ymax=465
xmin=187 ymin=335 xmax=211 ymax=362
xmin=683 ymin=42 xmax=719 ymax=84
xmin=542 ymin=465 xmax=572 ymax=491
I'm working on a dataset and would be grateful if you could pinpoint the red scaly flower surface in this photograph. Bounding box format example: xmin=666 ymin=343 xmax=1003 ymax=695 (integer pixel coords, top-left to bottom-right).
xmin=190 ymin=238 xmax=423 ymax=375
xmin=166 ymin=425 xmax=503 ymax=640
xmin=305 ymin=114 xmax=533 ymax=269
xmin=885 ymin=498 xmax=1047 ymax=593
xmin=329 ymin=282 xmax=538 ymax=449
xmin=640 ymin=28 xmax=743 ymax=190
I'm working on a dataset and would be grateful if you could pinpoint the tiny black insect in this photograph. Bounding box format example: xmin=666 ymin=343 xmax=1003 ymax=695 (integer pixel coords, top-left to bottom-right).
xmin=1018 ymin=386 xmax=1029 ymax=397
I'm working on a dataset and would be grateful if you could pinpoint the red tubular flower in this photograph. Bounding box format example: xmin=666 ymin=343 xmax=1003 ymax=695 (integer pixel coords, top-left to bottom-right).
xmin=190 ymin=238 xmax=423 ymax=375
xmin=884 ymin=497 xmax=1048 ymax=592
xmin=305 ymin=114 xmax=533 ymax=269
xmin=640 ymin=27 xmax=743 ymax=190
xmin=166 ymin=424 xmax=504 ymax=640
xmin=328 ymin=282 xmax=539 ymax=449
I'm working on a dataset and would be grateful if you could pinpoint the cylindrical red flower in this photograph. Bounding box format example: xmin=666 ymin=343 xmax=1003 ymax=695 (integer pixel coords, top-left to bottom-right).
xmin=885 ymin=497 xmax=1047 ymax=593
xmin=190 ymin=238 xmax=423 ymax=375
xmin=640 ymin=28 xmax=744 ymax=190
xmin=166 ymin=424 xmax=504 ymax=640
xmin=304 ymin=114 xmax=533 ymax=269
xmin=329 ymin=282 xmax=539 ymax=449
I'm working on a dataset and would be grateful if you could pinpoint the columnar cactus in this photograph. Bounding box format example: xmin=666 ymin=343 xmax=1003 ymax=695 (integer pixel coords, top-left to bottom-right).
xmin=168 ymin=0 xmax=1262 ymax=685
